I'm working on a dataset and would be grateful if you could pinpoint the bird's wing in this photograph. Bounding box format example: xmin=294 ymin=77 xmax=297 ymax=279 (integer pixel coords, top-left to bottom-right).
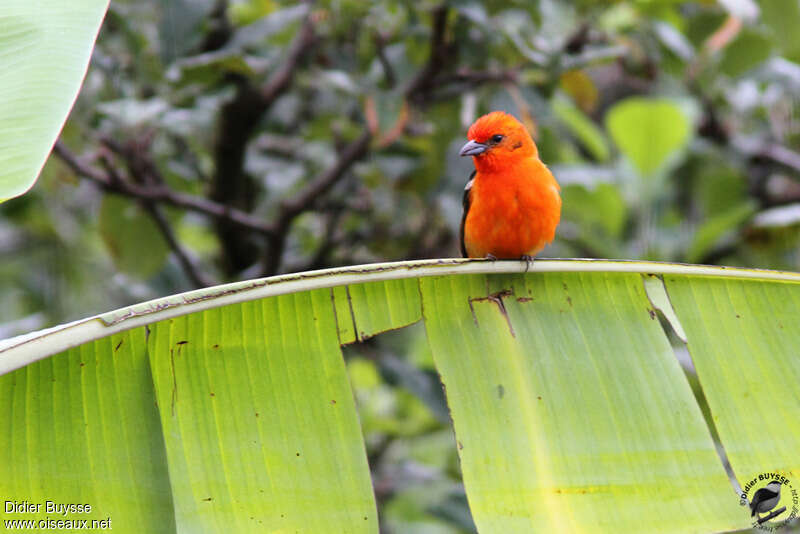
xmin=460 ymin=170 xmax=476 ymax=258
xmin=750 ymin=487 xmax=776 ymax=515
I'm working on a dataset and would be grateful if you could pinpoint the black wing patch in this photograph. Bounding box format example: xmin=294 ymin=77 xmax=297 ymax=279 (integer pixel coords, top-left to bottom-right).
xmin=459 ymin=170 xmax=476 ymax=258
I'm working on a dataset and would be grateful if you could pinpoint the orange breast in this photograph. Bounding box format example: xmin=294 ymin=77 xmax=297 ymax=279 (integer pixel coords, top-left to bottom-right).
xmin=464 ymin=158 xmax=561 ymax=259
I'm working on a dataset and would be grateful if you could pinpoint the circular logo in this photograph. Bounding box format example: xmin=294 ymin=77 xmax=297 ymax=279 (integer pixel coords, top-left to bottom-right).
xmin=740 ymin=473 xmax=798 ymax=531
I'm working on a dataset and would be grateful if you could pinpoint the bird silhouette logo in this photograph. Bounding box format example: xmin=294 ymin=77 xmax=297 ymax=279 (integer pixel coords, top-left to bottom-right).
xmin=750 ymin=481 xmax=782 ymax=520
xmin=740 ymin=473 xmax=798 ymax=530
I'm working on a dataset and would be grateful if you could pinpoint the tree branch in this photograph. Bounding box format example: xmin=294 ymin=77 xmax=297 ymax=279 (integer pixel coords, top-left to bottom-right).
xmin=402 ymin=8 xmax=518 ymax=104
xmin=260 ymin=4 xmax=509 ymax=274
xmin=757 ymin=506 xmax=787 ymax=525
xmin=404 ymin=4 xmax=451 ymax=103
xmin=210 ymin=13 xmax=317 ymax=274
xmin=54 ymin=141 xmax=218 ymax=287
xmin=199 ymin=0 xmax=233 ymax=53
xmin=262 ymin=130 xmax=372 ymax=275
xmin=279 ymin=131 xmax=373 ymax=223
xmin=57 ymin=3 xmax=515 ymax=281
xmin=260 ymin=14 xmax=316 ymax=102
xmin=437 ymin=68 xmax=518 ymax=87
xmin=283 ymin=207 xmax=346 ymax=273
xmin=141 ymin=202 xmax=215 ymax=288
xmin=53 ymin=141 xmax=276 ymax=236
xmin=373 ymin=32 xmax=397 ymax=88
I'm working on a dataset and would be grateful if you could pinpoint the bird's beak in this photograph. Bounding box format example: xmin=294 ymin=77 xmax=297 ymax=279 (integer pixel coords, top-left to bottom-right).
xmin=459 ymin=139 xmax=489 ymax=157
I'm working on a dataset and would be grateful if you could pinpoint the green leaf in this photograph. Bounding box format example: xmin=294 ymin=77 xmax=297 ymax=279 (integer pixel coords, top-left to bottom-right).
xmin=147 ymin=291 xmax=377 ymax=533
xmin=3 ymin=260 xmax=799 ymax=533
xmin=561 ymin=183 xmax=627 ymax=239
xmin=552 ymin=97 xmax=611 ymax=162
xmin=229 ymin=0 xmax=280 ymax=26
xmin=663 ymin=276 xmax=800 ymax=484
xmin=605 ymin=97 xmax=692 ymax=177
xmin=420 ymin=271 xmax=744 ymax=532
xmin=166 ymin=53 xmax=260 ymax=87
xmin=760 ymin=0 xmax=800 ymax=61
xmin=686 ymin=202 xmax=757 ymax=263
xmin=694 ymin=161 xmax=747 ymax=218
xmin=0 ymin=0 xmax=108 ymax=202
xmin=685 ymin=11 xmax=727 ymax=48
xmin=0 ymin=329 xmax=175 ymax=531
xmin=99 ymin=196 xmax=170 ymax=278
xmin=718 ymin=30 xmax=773 ymax=77
xmin=333 ymin=278 xmax=421 ymax=343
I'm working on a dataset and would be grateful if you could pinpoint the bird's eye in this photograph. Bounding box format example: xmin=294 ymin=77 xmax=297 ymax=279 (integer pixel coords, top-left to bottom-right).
xmin=490 ymin=134 xmax=504 ymax=143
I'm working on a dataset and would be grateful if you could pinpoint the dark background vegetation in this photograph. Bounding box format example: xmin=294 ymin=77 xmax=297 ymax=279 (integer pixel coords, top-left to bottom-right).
xmin=2 ymin=0 xmax=799 ymax=531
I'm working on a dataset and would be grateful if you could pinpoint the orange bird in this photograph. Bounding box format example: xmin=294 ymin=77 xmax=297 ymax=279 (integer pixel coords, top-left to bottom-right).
xmin=459 ymin=111 xmax=561 ymax=260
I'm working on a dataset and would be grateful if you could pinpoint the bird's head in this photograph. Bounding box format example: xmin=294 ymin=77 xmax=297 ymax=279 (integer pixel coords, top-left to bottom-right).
xmin=459 ymin=111 xmax=537 ymax=172
xmin=767 ymin=481 xmax=783 ymax=492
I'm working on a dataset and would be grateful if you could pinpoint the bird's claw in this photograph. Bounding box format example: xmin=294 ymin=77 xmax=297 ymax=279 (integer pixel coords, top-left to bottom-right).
xmin=485 ymin=253 xmax=498 ymax=261
xmin=521 ymin=255 xmax=534 ymax=273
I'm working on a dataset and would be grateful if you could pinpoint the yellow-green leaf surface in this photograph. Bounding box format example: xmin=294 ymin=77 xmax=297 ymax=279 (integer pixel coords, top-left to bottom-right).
xmin=605 ymin=97 xmax=691 ymax=177
xmin=0 ymin=0 xmax=108 ymax=201
xmin=99 ymin=196 xmax=170 ymax=277
xmin=552 ymin=96 xmax=610 ymax=162
xmin=664 ymin=276 xmax=800 ymax=485
xmin=1 ymin=259 xmax=798 ymax=533
xmin=333 ymin=278 xmax=421 ymax=343
xmin=0 ymin=328 xmax=175 ymax=531
xmin=420 ymin=272 xmax=744 ymax=532
xmin=148 ymin=291 xmax=377 ymax=533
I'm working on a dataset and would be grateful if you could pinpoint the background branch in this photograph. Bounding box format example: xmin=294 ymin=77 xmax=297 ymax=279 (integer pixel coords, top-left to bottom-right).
xmin=210 ymin=14 xmax=316 ymax=274
xmin=142 ymin=202 xmax=215 ymax=288
xmin=404 ymin=4 xmax=451 ymax=103
xmin=54 ymin=142 xmax=216 ymax=287
xmin=262 ymin=130 xmax=372 ymax=276
xmin=53 ymin=141 xmax=276 ymax=236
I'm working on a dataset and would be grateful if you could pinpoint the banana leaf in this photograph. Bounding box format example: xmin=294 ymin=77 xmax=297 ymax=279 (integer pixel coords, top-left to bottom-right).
xmin=1 ymin=259 xmax=797 ymax=533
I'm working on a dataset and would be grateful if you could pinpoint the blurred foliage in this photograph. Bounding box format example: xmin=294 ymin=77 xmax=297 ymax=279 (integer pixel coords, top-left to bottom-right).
xmin=2 ymin=0 xmax=800 ymax=531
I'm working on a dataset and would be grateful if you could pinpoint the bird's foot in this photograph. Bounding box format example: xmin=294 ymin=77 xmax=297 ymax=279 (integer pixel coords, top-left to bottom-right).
xmin=521 ymin=255 xmax=534 ymax=273
xmin=485 ymin=253 xmax=498 ymax=261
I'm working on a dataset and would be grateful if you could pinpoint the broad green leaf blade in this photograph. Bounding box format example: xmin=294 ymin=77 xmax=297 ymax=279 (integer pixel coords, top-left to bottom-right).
xmin=686 ymin=202 xmax=757 ymax=264
xmin=605 ymin=97 xmax=691 ymax=177
xmin=718 ymin=30 xmax=773 ymax=77
xmin=2 ymin=260 xmax=800 ymax=533
xmin=0 ymin=0 xmax=109 ymax=201
xmin=663 ymin=276 xmax=800 ymax=484
xmin=552 ymin=96 xmax=610 ymax=162
xmin=147 ymin=290 xmax=377 ymax=533
xmin=760 ymin=0 xmax=800 ymax=61
xmin=99 ymin=196 xmax=170 ymax=277
xmin=334 ymin=278 xmax=421 ymax=343
xmin=3 ymin=260 xmax=797 ymax=376
xmin=420 ymin=272 xmax=747 ymax=532
xmin=0 ymin=328 xmax=175 ymax=533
